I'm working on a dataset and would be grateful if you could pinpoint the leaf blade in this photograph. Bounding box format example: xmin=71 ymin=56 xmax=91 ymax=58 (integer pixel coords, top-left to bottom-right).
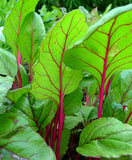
xmin=77 ymin=117 xmax=132 ymax=158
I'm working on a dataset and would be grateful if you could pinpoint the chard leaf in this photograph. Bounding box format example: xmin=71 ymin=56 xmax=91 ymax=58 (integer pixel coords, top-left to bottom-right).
xmin=31 ymin=99 xmax=57 ymax=129
xmin=101 ymin=155 xmax=132 ymax=160
xmin=64 ymin=5 xmax=132 ymax=88
xmin=0 ymin=27 xmax=5 ymax=42
xmin=0 ymin=76 xmax=14 ymax=107
xmin=0 ymin=48 xmax=17 ymax=77
xmin=125 ymin=100 xmax=132 ymax=125
xmin=64 ymin=115 xmax=82 ymax=130
xmin=77 ymin=117 xmax=132 ymax=158
xmin=19 ymin=64 xmax=29 ymax=87
xmin=111 ymin=70 xmax=132 ymax=105
xmin=7 ymin=85 xmax=31 ymax=103
xmin=60 ymin=128 xmax=70 ymax=156
xmin=103 ymin=97 xmax=127 ymax=122
xmin=17 ymin=12 xmax=45 ymax=69
xmin=3 ymin=0 xmax=39 ymax=56
xmin=10 ymin=95 xmax=57 ymax=132
xmin=31 ymin=9 xmax=88 ymax=104
xmin=64 ymin=88 xmax=83 ymax=116
xmin=0 ymin=113 xmax=55 ymax=160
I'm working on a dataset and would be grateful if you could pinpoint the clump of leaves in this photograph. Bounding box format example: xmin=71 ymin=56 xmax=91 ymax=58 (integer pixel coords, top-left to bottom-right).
xmin=0 ymin=1 xmax=132 ymax=160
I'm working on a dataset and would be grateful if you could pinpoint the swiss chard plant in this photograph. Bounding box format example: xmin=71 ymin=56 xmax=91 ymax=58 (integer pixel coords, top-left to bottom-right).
xmin=0 ymin=0 xmax=132 ymax=160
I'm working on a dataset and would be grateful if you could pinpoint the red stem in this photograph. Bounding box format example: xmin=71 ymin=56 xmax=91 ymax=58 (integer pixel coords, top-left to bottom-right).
xmin=74 ymin=153 xmax=80 ymax=160
xmin=17 ymin=48 xmax=23 ymax=88
xmin=88 ymin=157 xmax=92 ymax=160
xmin=120 ymin=80 xmax=132 ymax=104
xmin=12 ymin=82 xmax=17 ymax=89
xmin=125 ymin=112 xmax=132 ymax=123
xmin=85 ymin=93 xmax=91 ymax=160
xmin=56 ymin=104 xmax=65 ymax=160
xmin=45 ymin=124 xmax=49 ymax=143
xmin=105 ymin=76 xmax=113 ymax=98
xmin=30 ymin=56 xmax=33 ymax=83
xmin=93 ymin=95 xmax=99 ymax=106
xmin=98 ymin=19 xmax=116 ymax=118
xmin=30 ymin=24 xmax=34 ymax=83
xmin=56 ymin=49 xmax=65 ymax=159
xmin=98 ymin=63 xmax=107 ymax=118
xmin=86 ymin=94 xmax=91 ymax=106
xmin=51 ymin=110 xmax=59 ymax=149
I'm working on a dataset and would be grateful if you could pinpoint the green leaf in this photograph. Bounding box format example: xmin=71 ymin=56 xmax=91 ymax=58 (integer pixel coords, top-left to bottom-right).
xmin=101 ymin=155 xmax=132 ymax=160
xmin=77 ymin=117 xmax=132 ymax=158
xmin=0 ymin=148 xmax=17 ymax=160
xmin=0 ymin=0 xmax=6 ymax=9
xmin=111 ymin=70 xmax=132 ymax=105
xmin=41 ymin=6 xmax=59 ymax=32
xmin=0 ymin=48 xmax=17 ymax=77
xmin=64 ymin=4 xmax=132 ymax=88
xmin=64 ymin=115 xmax=82 ymax=130
xmin=0 ymin=113 xmax=55 ymax=160
xmin=10 ymin=95 xmax=57 ymax=132
xmin=32 ymin=99 xmax=57 ymax=129
xmin=64 ymin=88 xmax=83 ymax=116
xmin=0 ymin=76 xmax=14 ymax=107
xmin=4 ymin=0 xmax=16 ymax=14
xmin=60 ymin=128 xmax=70 ymax=156
xmin=103 ymin=97 xmax=127 ymax=122
xmin=7 ymin=85 xmax=31 ymax=103
xmin=19 ymin=64 xmax=29 ymax=87
xmin=3 ymin=0 xmax=39 ymax=56
xmin=31 ymin=9 xmax=88 ymax=104
xmin=0 ymin=27 xmax=5 ymax=42
xmin=17 ymin=12 xmax=45 ymax=68
xmin=125 ymin=100 xmax=132 ymax=125
xmin=0 ymin=112 xmax=27 ymax=136
xmin=79 ymin=106 xmax=94 ymax=122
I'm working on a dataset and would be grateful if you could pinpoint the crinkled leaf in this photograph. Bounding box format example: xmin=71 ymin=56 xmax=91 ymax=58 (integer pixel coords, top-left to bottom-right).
xmin=31 ymin=9 xmax=88 ymax=104
xmin=17 ymin=12 xmax=45 ymax=68
xmin=3 ymin=0 xmax=39 ymax=56
xmin=7 ymin=85 xmax=31 ymax=103
xmin=0 ymin=112 xmax=55 ymax=160
xmin=0 ymin=76 xmax=14 ymax=107
xmin=39 ymin=5 xmax=59 ymax=32
xmin=64 ymin=5 xmax=132 ymax=88
xmin=103 ymin=96 xmax=128 ymax=122
xmin=0 ymin=48 xmax=17 ymax=77
xmin=77 ymin=117 xmax=132 ymax=158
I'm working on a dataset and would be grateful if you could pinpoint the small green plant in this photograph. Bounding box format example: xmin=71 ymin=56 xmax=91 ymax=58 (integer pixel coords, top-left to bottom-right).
xmin=0 ymin=0 xmax=132 ymax=160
